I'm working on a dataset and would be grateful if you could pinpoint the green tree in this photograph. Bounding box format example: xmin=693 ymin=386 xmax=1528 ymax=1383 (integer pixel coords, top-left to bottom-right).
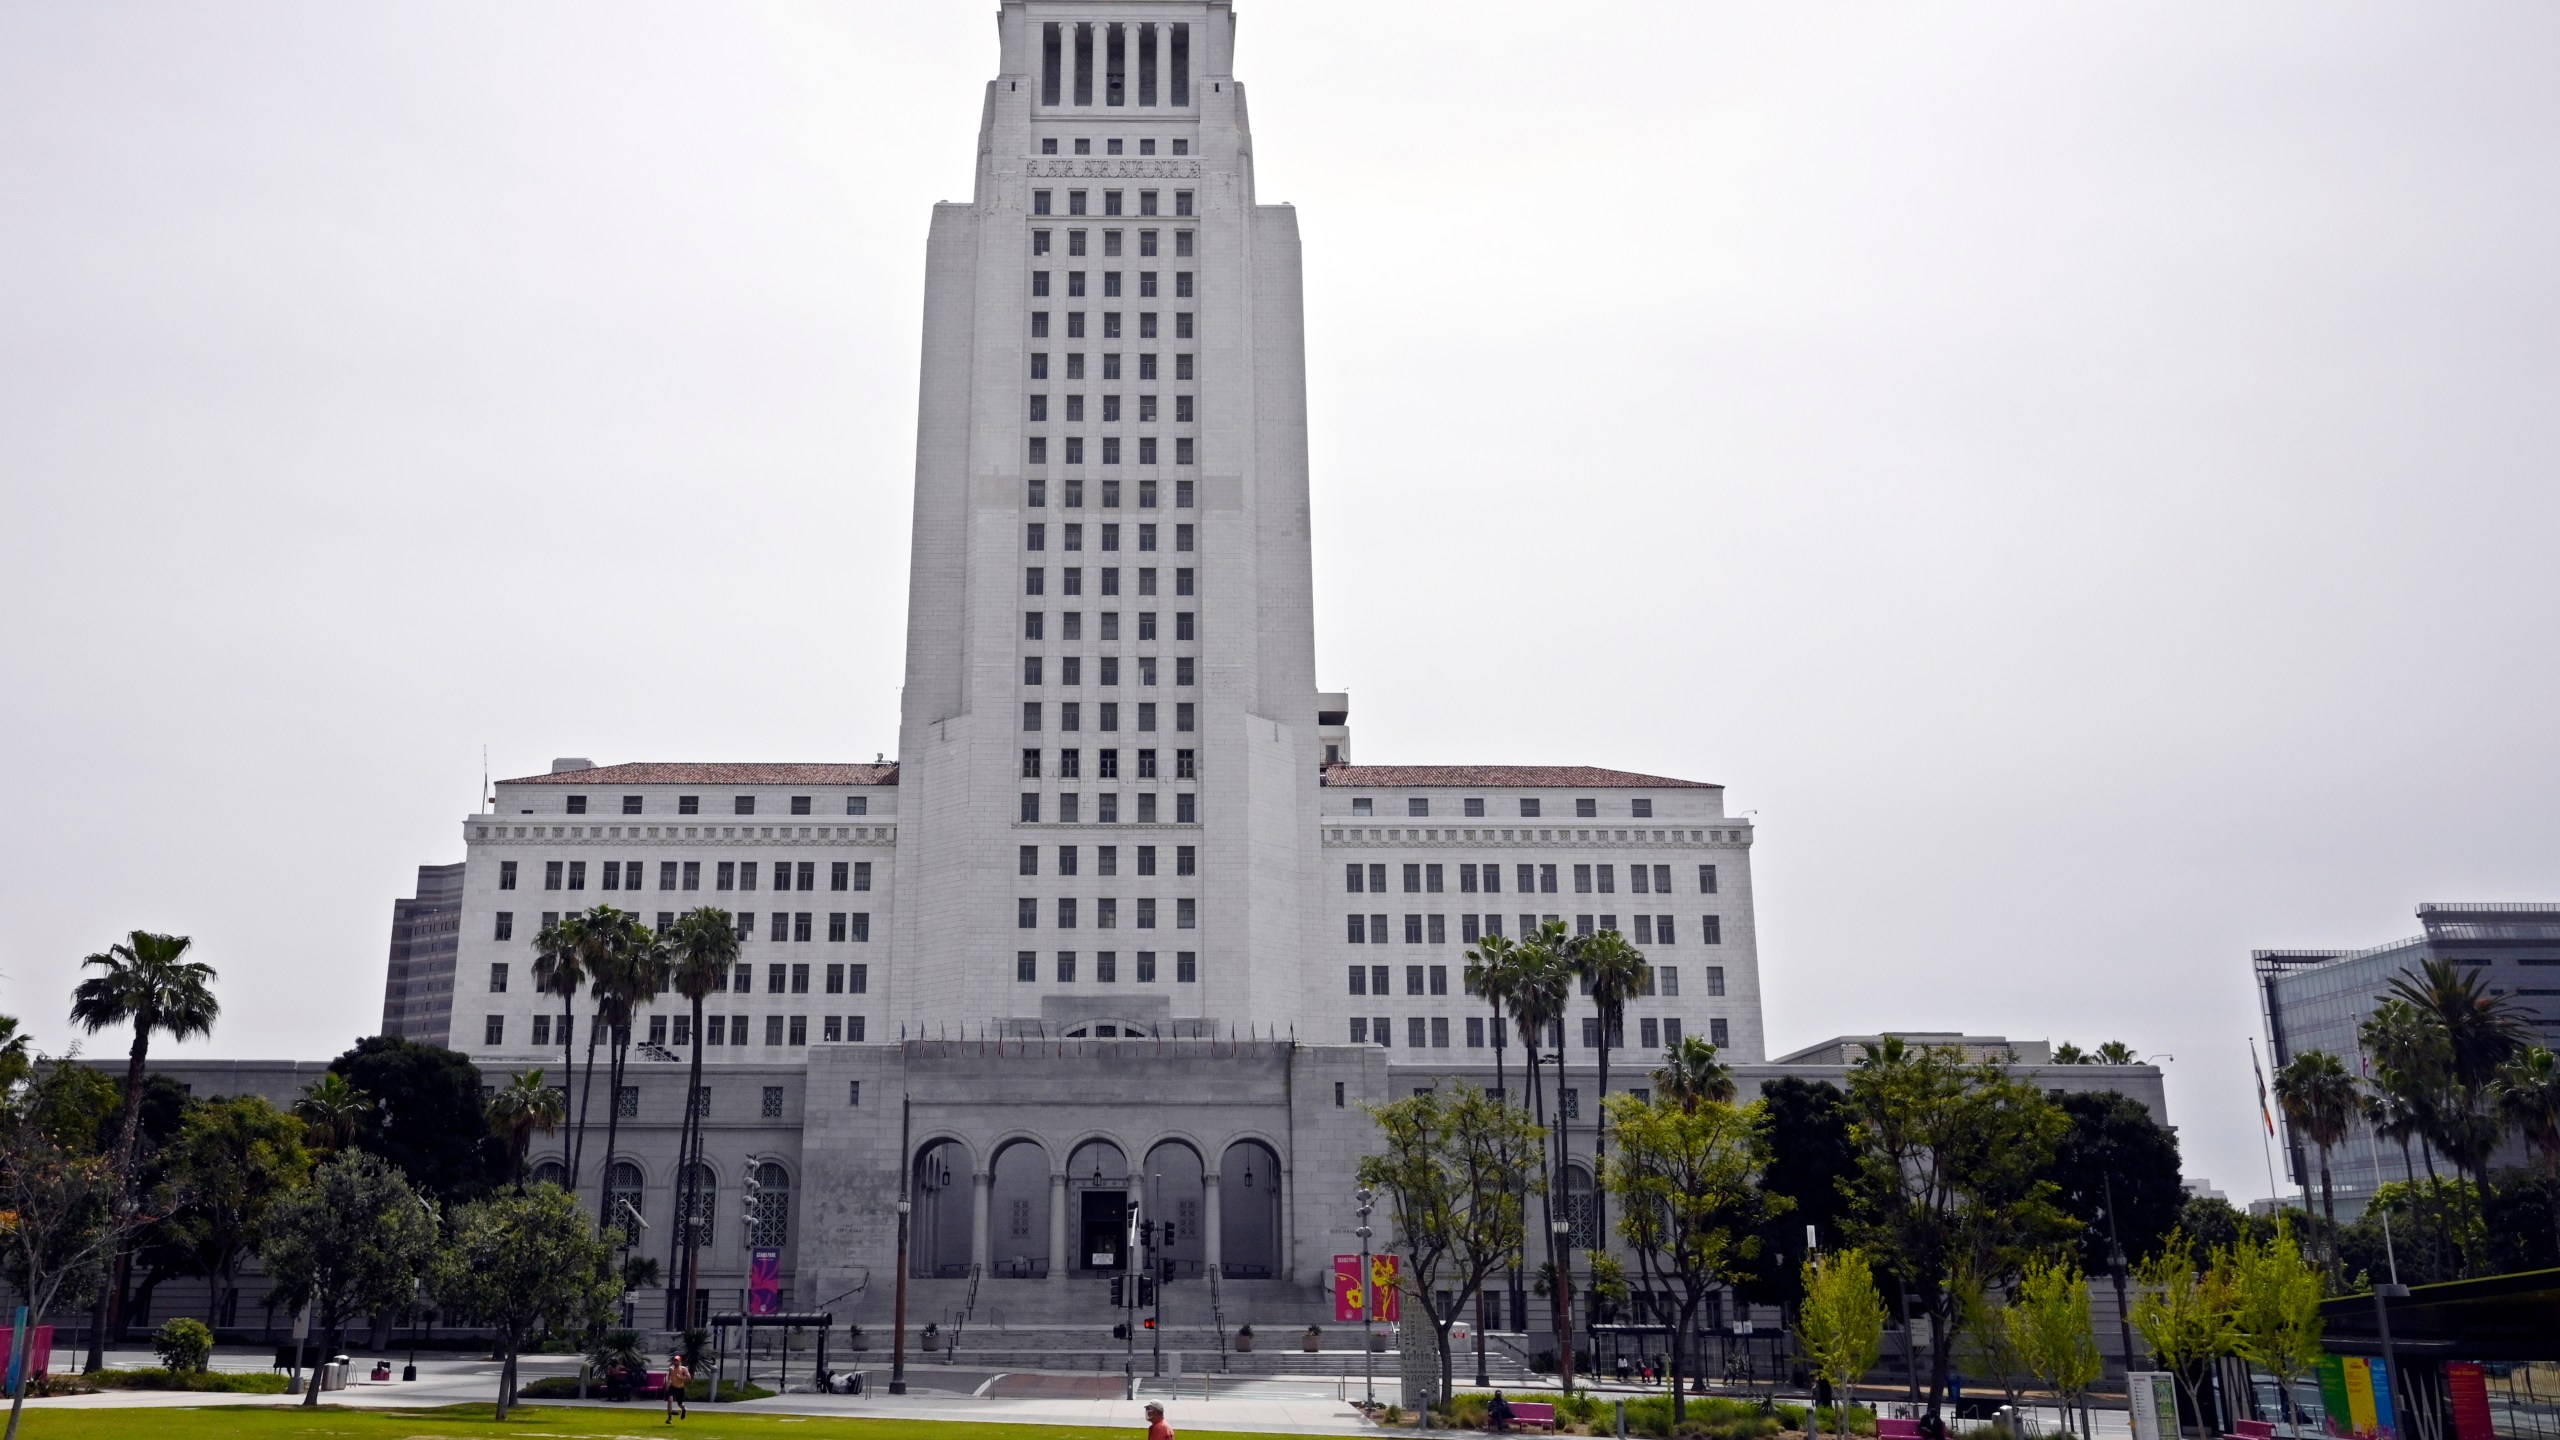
xmin=1796 ymin=1248 xmax=1887 ymax=1440
xmin=2226 ymin=1221 xmax=2323 ymax=1429
xmin=262 ymin=1150 xmax=439 ymax=1406
xmin=1572 ymin=927 xmax=1650 ymax=1244
xmin=0 ymin=1015 xmax=32 ymax=1096
xmin=434 ymin=1183 xmax=620 ymax=1420
xmin=1603 ymin=1089 xmax=1784 ymax=1420
xmin=1956 ymin=1273 xmax=2029 ymax=1415
xmin=2494 ymin=1046 xmax=2560 ymax=1258
xmin=1840 ymin=1038 xmax=2072 ymax=1421
xmin=2127 ymin=1231 xmax=2234 ymax=1440
xmin=2384 ymin=958 xmax=2530 ymax=1195
xmin=329 ymin=1034 xmax=502 ymax=1205
xmin=485 ymin=1069 xmax=565 ymax=1189
xmin=2092 ymin=1042 xmax=2137 ymax=1065
xmin=0 ymin=1063 xmax=130 ymax=1440
xmin=293 ymin=1071 xmax=372 ymax=1155
xmin=1357 ymin=1081 xmax=1544 ymax=1401
xmin=661 ymin=906 xmax=737 ymax=1325
xmin=2007 ymin=1255 xmax=2101 ymax=1439
xmin=2272 ymin=1051 xmax=2356 ymax=1280
xmin=1472 ymin=921 xmax=1576 ymax=1388
xmin=1734 ymin=1077 xmax=1855 ymax=1316
xmin=162 ymin=1093 xmax=312 ymax=1332
xmin=67 ymin=929 xmax=219 ymax=1367
xmin=2040 ymin=1091 xmax=2186 ymax=1272
xmin=151 ymin=1316 xmax=213 ymax=1373
xmin=1656 ymin=1034 xmax=1737 ymax=1109
xmin=2358 ymin=999 xmax=2454 ymax=1273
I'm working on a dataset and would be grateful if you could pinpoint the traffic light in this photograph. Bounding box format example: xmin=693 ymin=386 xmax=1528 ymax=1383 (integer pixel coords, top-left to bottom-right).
xmin=1109 ymin=1277 xmax=1125 ymax=1306
xmin=1112 ymin=1322 xmax=1129 ymax=1340
xmin=1141 ymin=1317 xmax=1156 ymax=1331
xmin=1137 ymin=1277 xmax=1157 ymax=1307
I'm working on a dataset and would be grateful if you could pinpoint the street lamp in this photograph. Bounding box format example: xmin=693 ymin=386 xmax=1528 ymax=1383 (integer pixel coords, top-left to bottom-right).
xmin=1355 ymin=1187 xmax=1377 ymax=1407
xmin=1552 ymin=1218 xmax=1574 ymax=1397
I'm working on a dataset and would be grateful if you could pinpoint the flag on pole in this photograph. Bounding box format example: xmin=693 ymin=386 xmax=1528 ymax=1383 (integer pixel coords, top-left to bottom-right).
xmin=2251 ymin=1042 xmax=2276 ymax=1136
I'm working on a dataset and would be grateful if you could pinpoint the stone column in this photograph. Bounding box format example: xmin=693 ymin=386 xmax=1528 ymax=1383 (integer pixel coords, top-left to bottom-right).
xmin=1201 ymin=1169 xmax=1223 ymax=1278
xmin=970 ymin=1170 xmax=992 ymax=1277
xmin=1048 ymin=1171 xmax=1070 ymax=1281
xmin=1151 ymin=22 xmax=1167 ymax=108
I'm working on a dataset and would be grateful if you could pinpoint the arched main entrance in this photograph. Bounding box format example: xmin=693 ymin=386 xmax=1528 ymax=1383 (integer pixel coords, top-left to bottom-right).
xmin=911 ymin=1139 xmax=971 ymax=1278
xmin=1142 ymin=1140 xmax=1206 ymax=1277
xmin=990 ymin=1138 xmax=1052 ymax=1278
xmin=1219 ymin=1139 xmax=1282 ymax=1278
xmin=1066 ymin=1138 xmax=1130 ymax=1272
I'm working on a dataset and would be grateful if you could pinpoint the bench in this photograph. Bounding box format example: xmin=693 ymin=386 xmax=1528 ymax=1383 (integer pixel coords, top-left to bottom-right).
xmin=2228 ymin=1424 xmax=2276 ymax=1440
xmin=1506 ymin=1402 xmax=1558 ymax=1431
xmin=1879 ymin=1421 xmax=1924 ymax=1440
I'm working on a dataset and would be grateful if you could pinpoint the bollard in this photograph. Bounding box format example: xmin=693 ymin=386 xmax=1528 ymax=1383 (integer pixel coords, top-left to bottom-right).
xmin=1615 ymin=1399 xmax=1628 ymax=1438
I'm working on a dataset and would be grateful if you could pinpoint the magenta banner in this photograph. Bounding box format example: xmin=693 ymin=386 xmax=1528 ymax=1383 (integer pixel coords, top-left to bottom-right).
xmin=749 ymin=1247 xmax=781 ymax=1315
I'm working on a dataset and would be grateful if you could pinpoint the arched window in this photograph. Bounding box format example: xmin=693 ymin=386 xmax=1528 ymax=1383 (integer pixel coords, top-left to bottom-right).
xmin=530 ymin=1160 xmax=568 ymax=1191
xmin=676 ymin=1162 xmax=717 ymax=1248
xmin=1563 ymin=1166 xmax=1597 ymax=1249
xmin=607 ymin=1161 xmax=645 ymax=1240
xmin=748 ymin=1161 xmax=791 ymax=1248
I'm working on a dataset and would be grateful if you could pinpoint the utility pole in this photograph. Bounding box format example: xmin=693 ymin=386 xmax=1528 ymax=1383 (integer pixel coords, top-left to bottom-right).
xmin=891 ymin=1096 xmax=912 ymax=1395
xmin=1356 ymin=1186 xmax=1377 ymax=1407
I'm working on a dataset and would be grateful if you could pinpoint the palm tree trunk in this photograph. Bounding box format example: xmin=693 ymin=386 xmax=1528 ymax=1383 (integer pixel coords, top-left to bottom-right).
xmin=2417 ymin=1139 xmax=2450 ymax=1276
xmin=597 ymin=1024 xmax=630 ymax=1235
xmin=668 ymin=995 xmax=706 ymax=1330
xmin=571 ymin=1006 xmax=603 ymax=1191
xmin=1553 ymin=1022 xmax=1576 ymax=1395
xmin=2316 ymin=1148 xmax=2338 ymax=1284
xmin=1592 ymin=1002 xmax=1612 ymax=1247
xmin=89 ymin=1027 xmax=154 ymax=1369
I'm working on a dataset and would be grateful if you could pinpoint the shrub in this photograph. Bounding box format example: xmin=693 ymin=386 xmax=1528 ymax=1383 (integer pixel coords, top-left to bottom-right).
xmin=1621 ymin=1394 xmax=1787 ymax=1440
xmin=152 ymin=1317 xmax=215 ymax=1374
xmin=1443 ymin=1393 xmax=1494 ymax=1429
xmin=515 ymin=1374 xmax=770 ymax=1402
xmin=84 ymin=1368 xmax=290 ymax=1394
xmin=1381 ymin=1404 xmax=1407 ymax=1426
xmin=1812 ymin=1406 xmax=1878 ymax=1437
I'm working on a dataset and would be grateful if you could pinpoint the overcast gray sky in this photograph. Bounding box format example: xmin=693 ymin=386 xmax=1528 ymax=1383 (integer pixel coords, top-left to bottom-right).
xmin=5 ymin=2 xmax=2556 ymax=1207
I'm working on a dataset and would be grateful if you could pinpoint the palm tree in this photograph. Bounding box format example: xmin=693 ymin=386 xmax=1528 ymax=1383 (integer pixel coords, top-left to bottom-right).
xmin=486 ymin=1069 xmax=565 ymax=1188
xmin=2494 ymin=1046 xmax=2560 ymax=1257
xmin=2051 ymin=1043 xmax=2089 ymax=1064
xmin=294 ymin=1072 xmax=373 ymax=1154
xmin=1573 ymin=926 xmax=1650 ymax=1245
xmin=2273 ymin=1050 xmax=2357 ymax=1280
xmin=661 ymin=907 xmax=738 ymax=1326
xmin=531 ymin=912 xmax=596 ymax=1188
xmin=586 ymin=909 xmax=669 ymax=1236
xmin=2361 ymin=999 xmax=2456 ymax=1271
xmin=1511 ymin=919 xmax=1578 ymax=1392
xmin=1653 ymin=1035 xmax=1734 ymax=1110
xmin=2385 ymin=958 xmax=2531 ymax=1190
xmin=2092 ymin=1041 xmax=2137 ymax=1065
xmin=69 ymin=930 xmax=220 ymax=1364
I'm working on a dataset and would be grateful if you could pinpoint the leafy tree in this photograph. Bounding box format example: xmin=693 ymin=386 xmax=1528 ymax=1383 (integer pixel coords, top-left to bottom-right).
xmin=151 ymin=1316 xmax=213 ymax=1374
xmin=2271 ymin=1051 xmax=2356 ymax=1280
xmin=261 ymin=1150 xmax=439 ymax=1406
xmin=1796 ymin=1248 xmax=1887 ymax=1440
xmin=1604 ymin=1089 xmax=1784 ymax=1420
xmin=2494 ymin=1045 xmax=2560 ymax=1258
xmin=2226 ymin=1221 xmax=2323 ymax=1429
xmin=661 ymin=906 xmax=736 ymax=1324
xmin=162 ymin=1093 xmax=312 ymax=1329
xmin=1358 ymin=1081 xmax=1543 ymax=1402
xmin=2040 ymin=1090 xmax=2185 ymax=1272
xmin=68 ymin=929 xmax=219 ymax=1368
xmin=2481 ymin=1166 xmax=2559 ymax=1274
xmin=486 ymin=1069 xmax=565 ymax=1189
xmin=328 ymin=1034 xmax=502 ymax=1205
xmin=0 ymin=1015 xmax=32 ymax=1096
xmin=2127 ymin=1231 xmax=2234 ymax=1440
xmin=434 ymin=1183 xmax=619 ymax=1420
xmin=0 ymin=1063 xmax=132 ymax=1440
xmin=1955 ymin=1273 xmax=2029 ymax=1415
xmin=1572 ymin=928 xmax=1650 ymax=1243
xmin=2007 ymin=1255 xmax=2101 ymax=1439
xmin=1840 ymin=1038 xmax=2071 ymax=1421
xmin=293 ymin=1071 xmax=371 ymax=1156
xmin=2175 ymin=1194 xmax=2258 ymax=1254
xmin=1735 ymin=1077 xmax=1855 ymax=1314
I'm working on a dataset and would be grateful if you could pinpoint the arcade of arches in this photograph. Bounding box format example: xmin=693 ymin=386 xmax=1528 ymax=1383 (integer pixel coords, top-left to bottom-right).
xmin=910 ymin=1134 xmax=1282 ymax=1281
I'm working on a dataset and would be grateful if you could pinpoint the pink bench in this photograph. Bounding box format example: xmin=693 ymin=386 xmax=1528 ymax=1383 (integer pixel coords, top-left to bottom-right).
xmin=1879 ymin=1421 xmax=1924 ymax=1440
xmin=1504 ymin=1402 xmax=1557 ymax=1430
xmin=2228 ymin=1424 xmax=2276 ymax=1440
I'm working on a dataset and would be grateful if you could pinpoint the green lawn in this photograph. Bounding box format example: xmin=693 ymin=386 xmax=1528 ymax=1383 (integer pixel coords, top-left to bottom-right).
xmin=14 ymin=1405 xmax=1270 ymax=1440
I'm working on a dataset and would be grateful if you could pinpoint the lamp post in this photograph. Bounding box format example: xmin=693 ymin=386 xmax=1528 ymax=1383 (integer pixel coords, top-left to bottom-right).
xmin=403 ymin=1277 xmax=422 ymax=1383
xmin=1356 ymin=1186 xmax=1377 ymax=1407
xmin=2101 ymin=1176 xmax=2137 ymax=1378
xmin=891 ymin=1095 xmax=913 ymax=1395
xmin=1553 ymin=1217 xmax=1575 ymax=1396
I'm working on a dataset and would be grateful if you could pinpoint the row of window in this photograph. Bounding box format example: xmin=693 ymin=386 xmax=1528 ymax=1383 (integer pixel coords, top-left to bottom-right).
xmin=1346 ymin=913 xmax=1724 ymax=947
xmin=561 ymin=794 xmax=873 ymax=817
xmin=1017 ymin=896 xmax=1198 ymax=929
xmin=1030 ymin=436 xmax=1196 ymax=466
xmin=1030 ymin=312 xmax=1194 ymax=345
xmin=1025 ymin=477 xmax=1188 ymax=509
xmin=1032 ymin=270 xmax=1193 ymax=299
xmin=1030 ymin=353 xmax=1194 ymax=382
xmin=496 ymin=1012 xmax=873 ymax=1052
xmin=1019 ymin=843 xmax=1193 ymax=876
xmin=1031 ymin=188 xmax=1193 ymax=218
xmin=1023 ymin=610 xmax=1195 ymax=641
xmin=1029 ymin=396 xmax=1197 ymax=428
xmin=1018 ymin=791 xmax=1196 ymax=823
xmin=1348 ymin=1015 xmax=1729 ymax=1051
xmin=505 ymin=859 xmax=875 ymax=893
xmin=1349 ymin=962 xmax=1722 ymax=998
xmin=1022 ymin=749 xmax=1192 ymax=780
xmin=1027 ymin=655 xmax=1195 ymax=687
xmin=1027 ymin=521 xmax=1197 ymax=554
xmin=1028 ymin=570 xmax=1192 ymax=600
xmin=1021 ymin=702 xmax=1196 ymax=734
xmin=1032 ymin=230 xmax=1193 ymax=258
xmin=1016 ymin=949 xmax=1198 ymax=983
xmin=1346 ymin=862 xmax=1715 ymax=896
xmin=1038 ymin=19 xmax=1191 ymax=109
xmin=1350 ymin=796 xmax=1672 ymax=821
xmin=492 ymin=909 xmax=871 ymax=945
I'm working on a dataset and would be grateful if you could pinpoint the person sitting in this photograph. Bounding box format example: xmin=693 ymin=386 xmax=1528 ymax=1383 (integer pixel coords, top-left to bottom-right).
xmin=1489 ymin=1391 xmax=1516 ymax=1432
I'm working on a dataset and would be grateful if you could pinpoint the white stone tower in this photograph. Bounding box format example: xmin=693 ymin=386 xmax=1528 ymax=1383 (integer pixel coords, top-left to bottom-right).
xmin=891 ymin=0 xmax=1320 ymax=1038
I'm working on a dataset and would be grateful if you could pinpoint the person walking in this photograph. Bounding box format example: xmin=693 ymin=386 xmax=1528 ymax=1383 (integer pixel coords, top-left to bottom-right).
xmin=665 ymin=1353 xmax=692 ymax=1422
xmin=1144 ymin=1400 xmax=1174 ymax=1440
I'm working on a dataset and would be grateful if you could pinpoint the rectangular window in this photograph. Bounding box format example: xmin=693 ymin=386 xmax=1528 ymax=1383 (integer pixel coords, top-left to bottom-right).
xmin=1018 ymin=897 xmax=1038 ymax=929
xmin=735 ymin=795 xmax=756 ymax=815
xmin=1520 ymin=798 xmax=1541 ymax=817
xmin=1432 ymin=1016 xmax=1450 ymax=1049
xmin=1097 ymin=897 xmax=1117 ymax=929
xmin=1350 ymin=1018 xmax=1368 ymax=1044
xmin=787 ymin=1015 xmax=807 ymax=1047
xmin=488 ymin=962 xmax=509 ymax=993
xmin=1635 ymin=915 xmax=1654 ymax=945
xmin=484 ymin=1015 xmax=504 ymax=1045
xmin=1428 ymin=914 xmax=1447 ymax=944
xmin=1177 ymin=951 xmax=1196 ymax=982
xmin=1700 ymin=864 xmax=1718 ymax=894
xmin=499 ymin=860 xmax=518 ymax=890
xmin=1138 ymin=950 xmax=1158 ymax=982
xmin=1702 ymin=915 xmax=1722 ymax=944
xmin=1705 ymin=965 xmax=1724 ymax=996
xmin=1408 ymin=1017 xmax=1427 ymax=1049
xmin=1348 ymin=913 xmax=1366 ymax=944
xmin=1656 ymin=915 xmax=1674 ymax=944
xmin=1058 ymin=897 xmax=1078 ymax=929
xmin=1177 ymin=898 xmax=1196 ymax=929
xmin=1541 ymin=864 xmax=1558 ymax=893
xmin=1403 ymin=863 xmax=1422 ymax=893
xmin=1404 ymin=914 xmax=1424 ymax=945
xmin=1056 ymin=950 xmax=1077 ymax=982
xmin=1017 ymin=950 xmax=1037 ymax=982
xmin=1096 ymin=950 xmax=1118 ymax=982
xmin=1711 ymin=1018 xmax=1730 ymax=1048
xmin=1467 ymin=1016 xmax=1486 ymax=1048
xmin=1659 ymin=966 xmax=1681 ymax=997
xmin=1574 ymin=864 xmax=1592 ymax=894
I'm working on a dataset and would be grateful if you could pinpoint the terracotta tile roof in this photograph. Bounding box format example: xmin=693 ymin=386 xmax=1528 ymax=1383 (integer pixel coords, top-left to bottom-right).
xmin=499 ymin=762 xmax=900 ymax=786
xmin=1320 ymin=764 xmax=1718 ymax=790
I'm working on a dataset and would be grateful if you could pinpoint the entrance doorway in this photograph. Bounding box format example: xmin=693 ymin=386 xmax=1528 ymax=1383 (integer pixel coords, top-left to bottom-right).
xmin=1080 ymin=1190 xmax=1129 ymax=1271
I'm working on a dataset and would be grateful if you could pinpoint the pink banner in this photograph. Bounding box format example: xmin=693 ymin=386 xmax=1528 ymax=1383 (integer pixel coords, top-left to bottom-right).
xmin=749 ymin=1247 xmax=781 ymax=1315
xmin=1333 ymin=1253 xmax=1399 ymax=1322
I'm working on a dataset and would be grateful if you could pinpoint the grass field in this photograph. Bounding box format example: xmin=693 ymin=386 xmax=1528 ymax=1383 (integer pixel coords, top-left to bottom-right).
xmin=10 ymin=1405 xmax=1271 ymax=1440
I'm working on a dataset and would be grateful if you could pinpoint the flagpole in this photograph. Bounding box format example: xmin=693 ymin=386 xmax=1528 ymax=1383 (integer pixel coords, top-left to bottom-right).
xmin=2249 ymin=1036 xmax=2282 ymax=1211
